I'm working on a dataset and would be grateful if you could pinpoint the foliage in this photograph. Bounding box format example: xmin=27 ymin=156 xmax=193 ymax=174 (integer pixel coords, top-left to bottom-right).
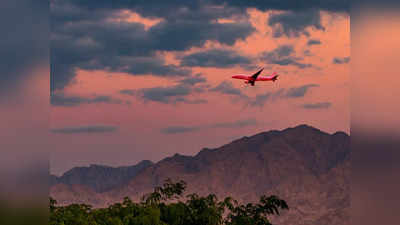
xmin=50 ymin=179 xmax=288 ymax=225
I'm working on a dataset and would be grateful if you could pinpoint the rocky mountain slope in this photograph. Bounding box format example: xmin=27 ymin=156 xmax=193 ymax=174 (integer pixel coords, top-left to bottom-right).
xmin=50 ymin=124 xmax=350 ymax=225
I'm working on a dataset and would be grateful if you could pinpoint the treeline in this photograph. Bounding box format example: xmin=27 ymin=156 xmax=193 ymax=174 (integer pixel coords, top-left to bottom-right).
xmin=50 ymin=179 xmax=288 ymax=225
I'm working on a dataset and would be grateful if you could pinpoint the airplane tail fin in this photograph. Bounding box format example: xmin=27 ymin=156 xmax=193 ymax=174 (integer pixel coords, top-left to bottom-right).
xmin=270 ymin=72 xmax=278 ymax=82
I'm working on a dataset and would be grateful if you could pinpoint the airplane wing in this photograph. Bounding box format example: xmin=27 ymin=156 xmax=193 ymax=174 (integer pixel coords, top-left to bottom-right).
xmin=251 ymin=68 xmax=264 ymax=80
xmin=231 ymin=75 xmax=250 ymax=80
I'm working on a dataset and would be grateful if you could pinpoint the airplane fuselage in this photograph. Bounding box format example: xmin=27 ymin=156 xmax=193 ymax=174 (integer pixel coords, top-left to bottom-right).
xmin=231 ymin=74 xmax=278 ymax=86
xmin=231 ymin=75 xmax=277 ymax=81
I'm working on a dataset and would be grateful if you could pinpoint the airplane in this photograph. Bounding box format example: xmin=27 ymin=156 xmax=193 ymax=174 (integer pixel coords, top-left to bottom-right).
xmin=231 ymin=68 xmax=278 ymax=86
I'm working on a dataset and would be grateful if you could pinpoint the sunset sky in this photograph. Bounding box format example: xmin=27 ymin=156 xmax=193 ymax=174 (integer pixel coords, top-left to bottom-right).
xmin=49 ymin=0 xmax=350 ymax=175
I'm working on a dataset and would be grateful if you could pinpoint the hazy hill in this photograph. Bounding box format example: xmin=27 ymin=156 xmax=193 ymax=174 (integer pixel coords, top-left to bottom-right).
xmin=51 ymin=160 xmax=153 ymax=192
xmin=50 ymin=124 xmax=350 ymax=225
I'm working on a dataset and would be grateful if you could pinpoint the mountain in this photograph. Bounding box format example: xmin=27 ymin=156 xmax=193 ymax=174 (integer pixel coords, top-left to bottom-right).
xmin=51 ymin=160 xmax=153 ymax=192
xmin=50 ymin=124 xmax=350 ymax=225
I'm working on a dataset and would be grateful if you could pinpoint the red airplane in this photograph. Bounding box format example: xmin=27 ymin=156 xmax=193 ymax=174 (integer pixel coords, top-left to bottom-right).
xmin=231 ymin=68 xmax=278 ymax=86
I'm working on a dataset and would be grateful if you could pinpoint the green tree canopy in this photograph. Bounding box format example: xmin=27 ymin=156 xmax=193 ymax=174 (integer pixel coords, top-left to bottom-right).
xmin=50 ymin=179 xmax=289 ymax=225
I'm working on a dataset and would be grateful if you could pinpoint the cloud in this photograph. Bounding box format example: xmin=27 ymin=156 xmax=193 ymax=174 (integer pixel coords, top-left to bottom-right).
xmin=209 ymin=81 xmax=248 ymax=99
xmin=246 ymin=88 xmax=285 ymax=107
xmin=212 ymin=118 xmax=259 ymax=128
xmin=161 ymin=126 xmax=200 ymax=134
xmin=51 ymin=1 xmax=255 ymax=92
xmin=50 ymin=0 xmax=345 ymax=92
xmin=261 ymin=45 xmax=312 ymax=68
xmin=161 ymin=118 xmax=259 ymax=134
xmin=179 ymin=74 xmax=207 ymax=86
xmin=303 ymin=50 xmax=313 ymax=57
xmin=54 ymin=0 xmax=248 ymax=22
xmin=333 ymin=56 xmax=350 ymax=64
xmin=51 ymin=92 xmax=128 ymax=107
xmin=61 ymin=0 xmax=349 ymax=15
xmin=149 ymin=20 xmax=255 ymax=51
xmin=209 ymin=82 xmax=318 ymax=107
xmin=285 ymin=84 xmax=319 ymax=98
xmin=180 ymin=49 xmax=253 ymax=69
xmin=51 ymin=42 xmax=192 ymax=91
xmin=307 ymin=39 xmax=322 ymax=46
xmin=302 ymin=102 xmax=332 ymax=109
xmin=209 ymin=81 xmax=318 ymax=107
xmin=49 ymin=0 xmax=348 ymax=92
xmin=124 ymin=85 xmax=191 ymax=104
xmin=120 ymin=77 xmax=208 ymax=104
xmin=119 ymin=89 xmax=136 ymax=96
xmin=248 ymin=92 xmax=271 ymax=107
xmin=210 ymin=0 xmax=348 ymax=13
xmin=268 ymin=9 xmax=325 ymax=38
xmin=175 ymin=98 xmax=208 ymax=104
xmin=51 ymin=125 xmax=118 ymax=134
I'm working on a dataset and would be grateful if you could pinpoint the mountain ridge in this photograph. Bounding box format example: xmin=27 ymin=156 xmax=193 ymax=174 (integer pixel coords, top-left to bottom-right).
xmin=52 ymin=160 xmax=153 ymax=192
xmin=50 ymin=124 xmax=350 ymax=225
xmin=51 ymin=124 xmax=348 ymax=178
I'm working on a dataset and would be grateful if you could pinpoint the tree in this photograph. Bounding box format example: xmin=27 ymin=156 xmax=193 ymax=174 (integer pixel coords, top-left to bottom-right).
xmin=224 ymin=195 xmax=289 ymax=225
xmin=142 ymin=178 xmax=186 ymax=205
xmin=49 ymin=179 xmax=289 ymax=225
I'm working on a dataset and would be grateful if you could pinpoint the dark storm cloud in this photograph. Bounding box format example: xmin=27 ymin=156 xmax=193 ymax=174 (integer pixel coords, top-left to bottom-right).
xmin=148 ymin=21 xmax=255 ymax=51
xmin=51 ymin=125 xmax=118 ymax=134
xmin=210 ymin=0 xmax=349 ymax=12
xmin=161 ymin=126 xmax=201 ymax=134
xmin=180 ymin=49 xmax=253 ymax=68
xmin=56 ymin=0 xmax=244 ymax=20
xmin=261 ymin=45 xmax=312 ymax=68
xmin=286 ymin=84 xmax=319 ymax=98
xmin=51 ymin=1 xmax=255 ymax=92
xmin=307 ymin=39 xmax=322 ymax=46
xmin=50 ymin=0 xmax=346 ymax=92
xmin=209 ymin=81 xmax=245 ymax=97
xmin=51 ymin=93 xmax=127 ymax=107
xmin=268 ymin=9 xmax=325 ymax=38
xmin=302 ymin=102 xmax=332 ymax=109
xmin=62 ymin=0 xmax=349 ymax=14
xmin=333 ymin=56 xmax=350 ymax=64
xmin=51 ymin=28 xmax=192 ymax=91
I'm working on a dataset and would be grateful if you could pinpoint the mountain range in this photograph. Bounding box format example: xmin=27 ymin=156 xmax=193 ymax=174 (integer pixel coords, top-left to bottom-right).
xmin=50 ymin=124 xmax=350 ymax=225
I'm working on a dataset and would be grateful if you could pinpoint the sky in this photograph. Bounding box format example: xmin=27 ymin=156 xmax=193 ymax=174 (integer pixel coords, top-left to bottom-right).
xmin=48 ymin=0 xmax=350 ymax=175
xmin=4 ymin=2 xmax=400 ymax=223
